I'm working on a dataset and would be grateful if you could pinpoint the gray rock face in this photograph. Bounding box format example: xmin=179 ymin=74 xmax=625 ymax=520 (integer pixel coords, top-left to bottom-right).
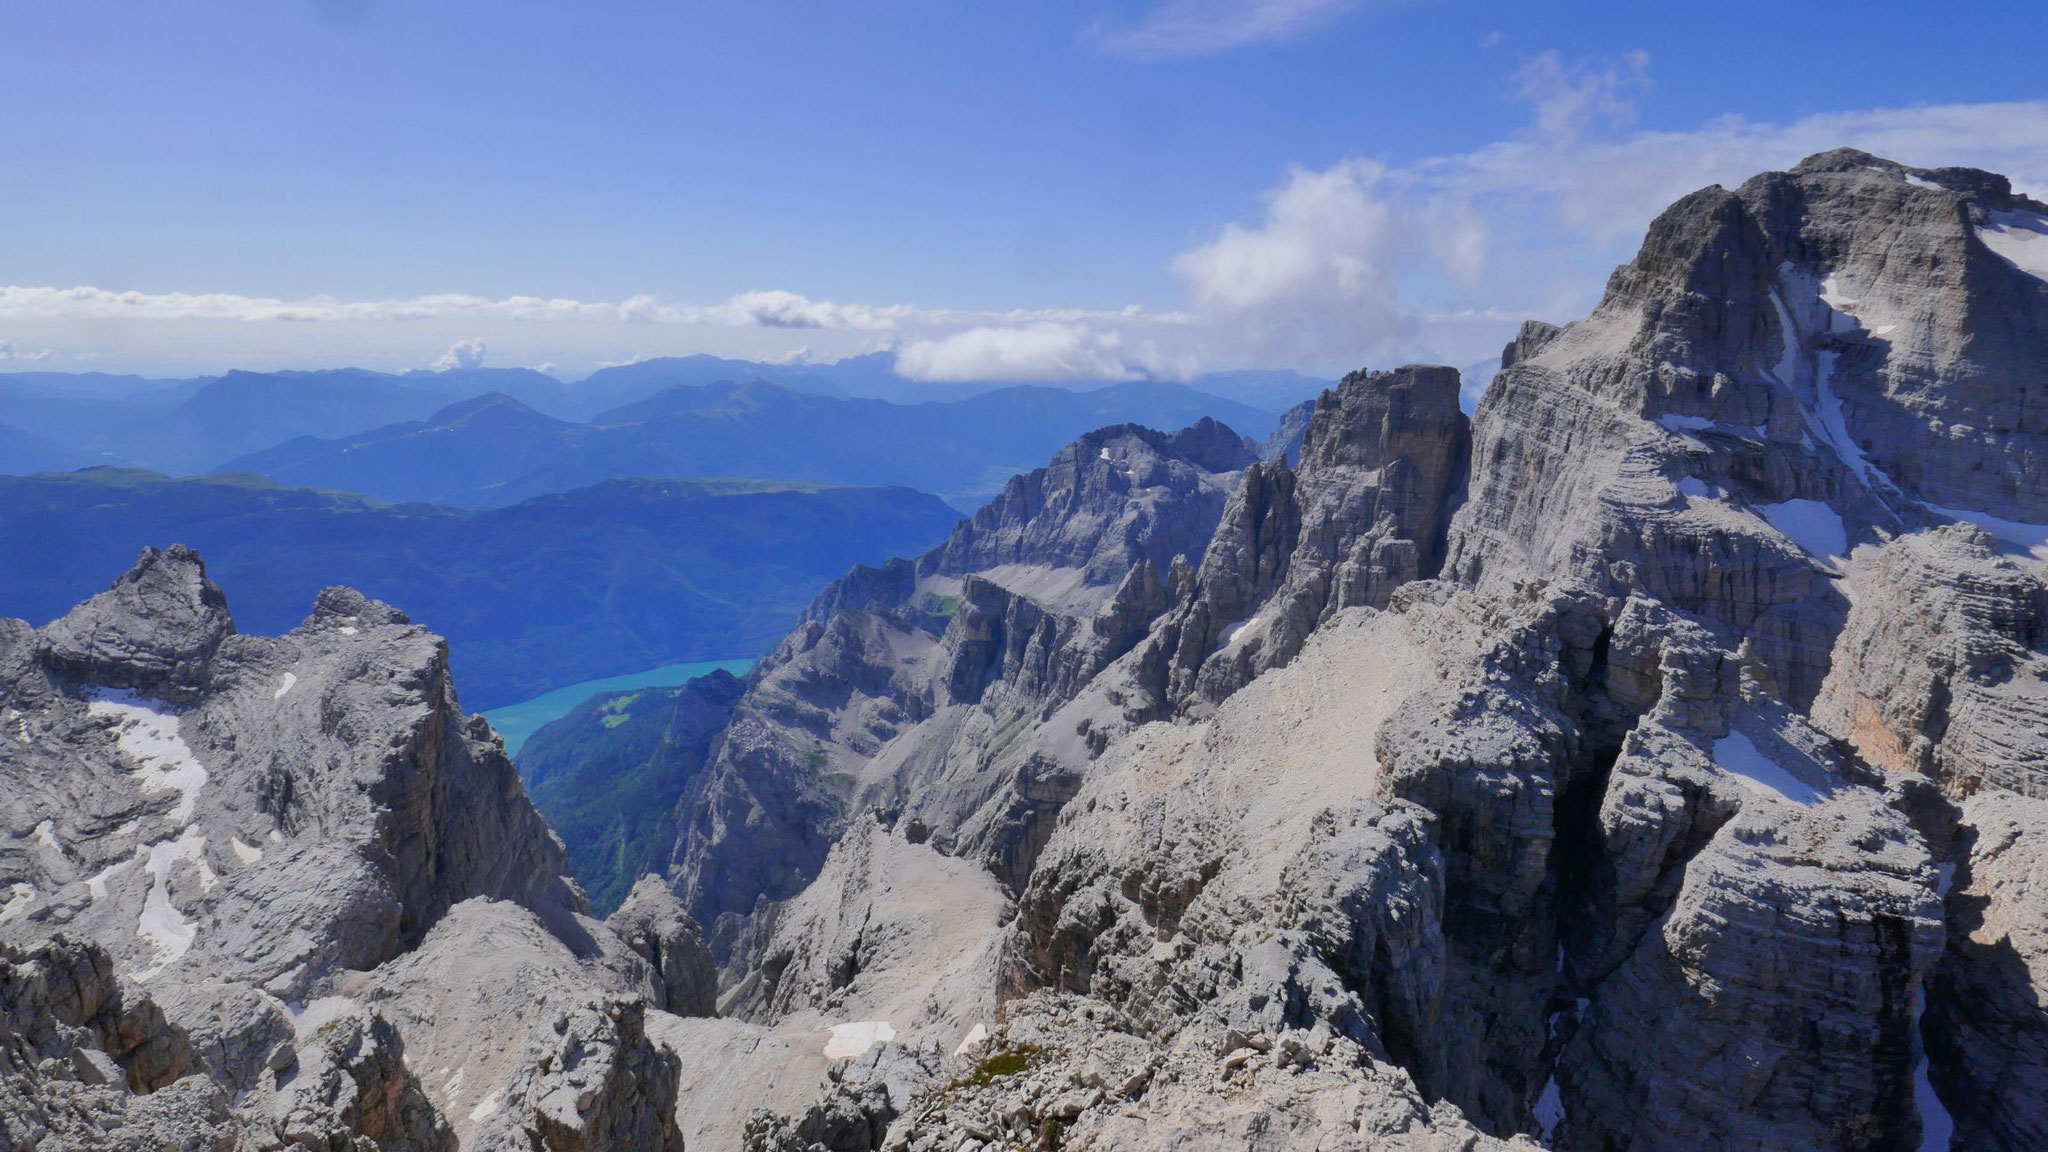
xmin=0 ymin=549 xmax=703 ymax=1149
xmin=472 ymin=998 xmax=684 ymax=1152
xmin=1561 ymin=793 xmax=1943 ymax=1150
xmin=1445 ymin=150 xmax=2048 ymax=708
xmin=607 ymin=876 xmax=719 ymax=1019
xmin=1260 ymin=396 xmax=1317 ymax=466
xmin=1152 ymin=364 xmax=1471 ymax=711
xmin=35 ymin=545 xmax=234 ymax=704
xmin=657 ymin=420 xmax=1258 ymax=961
xmin=1927 ymin=790 xmax=2048 ymax=1151
xmin=0 ymin=550 xmax=583 ymax=1002
xmin=1816 ymin=523 xmax=2048 ymax=798
xmin=723 ymin=152 xmax=2045 ymax=1152
xmin=0 ymin=935 xmax=232 ymax=1152
xmin=259 ymin=1005 xmax=455 ymax=1152
xmin=920 ymin=419 xmax=1256 ymax=587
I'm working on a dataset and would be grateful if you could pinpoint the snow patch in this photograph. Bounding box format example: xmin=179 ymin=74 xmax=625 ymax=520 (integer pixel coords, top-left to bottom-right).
xmin=1818 ymin=275 xmax=1864 ymax=332
xmin=33 ymin=819 xmax=62 ymax=854
xmin=1977 ymin=209 xmax=2048 ymax=281
xmin=1217 ymin=615 xmax=1261 ymax=649
xmin=231 ymin=836 xmax=263 ymax=864
xmin=88 ymin=690 xmax=208 ymax=826
xmin=1811 ymin=350 xmax=1898 ymax=492
xmin=1656 ymin=413 xmax=1717 ymax=435
xmin=272 ymin=672 xmax=297 ymax=700
xmin=1711 ymin=731 xmax=1823 ymax=805
xmin=1766 ymin=288 xmax=1804 ymax=386
xmin=135 ymin=829 xmax=211 ymax=979
xmin=1905 ymin=174 xmax=1942 ymax=191
xmin=337 ymin=626 xmax=359 ymax=636
xmin=952 ymin=1022 xmax=989 ymax=1056
xmin=1912 ymin=956 xmax=1957 ymax=1152
xmin=467 ymin=1087 xmax=503 ymax=1123
xmin=1924 ymin=503 xmax=2048 ymax=563
xmin=1759 ymin=499 xmax=1848 ymax=565
xmin=1675 ymin=476 xmax=1713 ymax=499
xmin=823 ymin=1020 xmax=896 ymax=1060
xmin=1533 ymin=1076 xmax=1566 ymax=1145
xmin=85 ymin=859 xmax=130 ymax=901
xmin=0 ymin=883 xmax=35 ymax=925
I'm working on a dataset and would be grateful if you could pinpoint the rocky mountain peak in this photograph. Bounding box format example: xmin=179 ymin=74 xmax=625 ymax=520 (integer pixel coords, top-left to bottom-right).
xmin=36 ymin=544 xmax=235 ymax=703
xmin=1142 ymin=363 xmax=1471 ymax=711
xmin=1448 ymin=149 xmax=2048 ymax=704
xmin=1 ymin=547 xmax=727 ymax=1149
xmin=918 ymin=418 xmax=1256 ymax=593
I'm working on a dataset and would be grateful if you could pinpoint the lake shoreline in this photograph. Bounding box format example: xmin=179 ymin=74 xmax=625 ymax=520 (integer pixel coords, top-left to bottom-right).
xmin=482 ymin=658 xmax=755 ymax=755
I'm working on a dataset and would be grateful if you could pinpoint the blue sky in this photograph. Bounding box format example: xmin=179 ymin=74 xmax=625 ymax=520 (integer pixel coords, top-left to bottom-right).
xmin=2 ymin=0 xmax=2045 ymax=382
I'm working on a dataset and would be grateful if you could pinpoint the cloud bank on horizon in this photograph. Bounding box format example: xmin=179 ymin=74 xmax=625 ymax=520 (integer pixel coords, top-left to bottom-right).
xmin=3 ymin=21 xmax=2045 ymax=387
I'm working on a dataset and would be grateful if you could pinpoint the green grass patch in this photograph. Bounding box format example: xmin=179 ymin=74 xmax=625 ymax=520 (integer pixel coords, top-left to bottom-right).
xmin=966 ymin=1043 xmax=1043 ymax=1087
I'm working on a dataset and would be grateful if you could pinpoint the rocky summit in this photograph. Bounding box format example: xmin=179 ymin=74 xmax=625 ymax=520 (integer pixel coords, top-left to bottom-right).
xmin=5 ymin=149 xmax=2048 ymax=1151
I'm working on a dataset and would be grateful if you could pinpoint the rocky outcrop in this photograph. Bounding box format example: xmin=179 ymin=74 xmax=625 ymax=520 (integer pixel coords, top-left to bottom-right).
xmin=0 ymin=549 xmax=693 ymax=1150
xmin=606 ymin=876 xmax=719 ymax=1018
xmin=0 ymin=935 xmax=232 ymax=1152
xmin=1156 ymin=365 xmax=1471 ymax=710
xmin=260 ymin=1005 xmax=455 ymax=1152
xmin=34 ymin=544 xmax=233 ymax=704
xmin=1445 ymin=150 xmax=2048 ymax=708
xmin=1927 ymin=790 xmax=2048 ymax=1150
xmin=1816 ymin=523 xmax=2048 ymax=798
xmin=879 ymin=993 xmax=1528 ymax=1152
xmin=0 ymin=550 xmax=582 ymax=1002
xmin=1561 ymin=793 xmax=1944 ymax=1150
xmin=657 ymin=420 xmax=1258 ymax=963
xmin=472 ymin=998 xmax=684 ymax=1152
xmin=919 ymin=419 xmax=1254 ymax=590
xmin=1 ymin=935 xmax=194 ymax=1093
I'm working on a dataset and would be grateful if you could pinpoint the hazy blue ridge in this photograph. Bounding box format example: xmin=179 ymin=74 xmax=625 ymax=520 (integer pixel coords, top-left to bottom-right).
xmin=218 ymin=378 xmax=1282 ymax=509
xmin=0 ymin=469 xmax=959 ymax=708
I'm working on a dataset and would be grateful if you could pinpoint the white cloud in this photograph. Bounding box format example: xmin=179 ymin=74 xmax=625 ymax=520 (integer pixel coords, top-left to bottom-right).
xmin=894 ymin=322 xmax=1196 ymax=383
xmin=1092 ymin=0 xmax=1369 ymax=59
xmin=0 ymin=284 xmax=1171 ymax=336
xmin=1172 ymin=74 xmax=2048 ymax=375
xmin=1171 ymin=157 xmax=1430 ymax=364
xmin=0 ymin=339 xmax=54 ymax=362
xmin=432 ymin=338 xmax=486 ymax=371
xmin=1514 ymin=50 xmax=1651 ymax=142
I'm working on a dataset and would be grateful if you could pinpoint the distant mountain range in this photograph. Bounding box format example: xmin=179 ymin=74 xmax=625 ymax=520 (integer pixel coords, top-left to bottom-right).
xmin=0 ymin=468 xmax=962 ymax=708
xmin=218 ymin=378 xmax=1280 ymax=507
xmin=0 ymin=356 xmax=1316 ymax=504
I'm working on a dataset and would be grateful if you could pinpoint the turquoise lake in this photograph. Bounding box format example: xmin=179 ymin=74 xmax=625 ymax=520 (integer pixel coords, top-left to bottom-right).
xmin=482 ymin=658 xmax=755 ymax=756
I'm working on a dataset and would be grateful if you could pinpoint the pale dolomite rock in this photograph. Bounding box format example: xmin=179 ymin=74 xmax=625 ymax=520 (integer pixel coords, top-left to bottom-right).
xmin=1815 ymin=523 xmax=2048 ymax=798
